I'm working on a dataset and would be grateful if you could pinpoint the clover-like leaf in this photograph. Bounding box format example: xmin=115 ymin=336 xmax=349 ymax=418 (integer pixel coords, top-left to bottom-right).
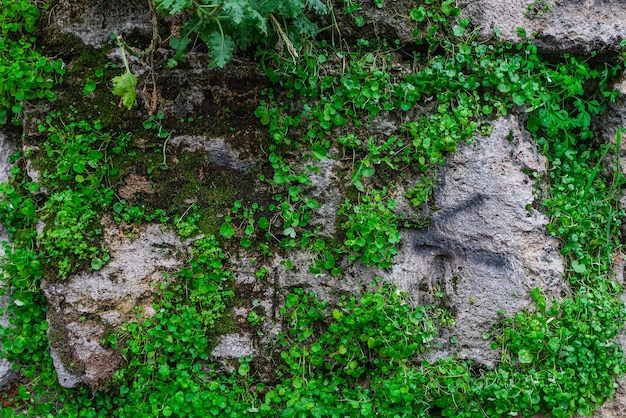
xmin=518 ymin=349 xmax=533 ymax=364
xmin=91 ymin=257 xmax=103 ymax=271
xmin=220 ymin=222 xmax=236 ymax=238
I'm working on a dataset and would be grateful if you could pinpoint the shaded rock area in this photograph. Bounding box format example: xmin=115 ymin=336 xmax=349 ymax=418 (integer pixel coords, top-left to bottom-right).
xmin=51 ymin=0 xmax=152 ymax=49
xmin=328 ymin=1 xmax=418 ymax=45
xmin=0 ymin=132 xmax=17 ymax=387
xmin=41 ymin=222 xmax=188 ymax=388
xmin=170 ymin=136 xmax=248 ymax=172
xmin=386 ymin=117 xmax=564 ymax=366
xmin=462 ymin=0 xmax=626 ymax=54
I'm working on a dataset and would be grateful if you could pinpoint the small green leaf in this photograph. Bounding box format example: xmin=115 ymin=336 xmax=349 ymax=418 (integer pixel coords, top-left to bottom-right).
xmin=111 ymin=72 xmax=137 ymax=109
xmin=91 ymin=257 xmax=103 ymax=271
xmin=312 ymin=144 xmax=327 ymax=160
xmin=452 ymin=25 xmax=465 ymax=37
xmin=527 ymin=115 xmax=540 ymax=132
xmin=571 ymin=259 xmax=587 ymax=273
xmin=220 ymin=222 xmax=236 ymax=238
xmin=72 ymin=162 xmax=86 ymax=174
xmin=258 ymin=217 xmax=270 ymax=229
xmin=512 ymin=93 xmax=526 ymax=106
xmin=238 ymin=361 xmax=250 ymax=376
xmin=361 ymin=167 xmax=375 ymax=178
xmin=548 ymin=337 xmax=560 ymax=351
xmin=410 ymin=7 xmax=426 ymax=22
xmin=518 ymin=349 xmax=533 ymax=364
xmin=83 ymin=79 xmax=96 ymax=96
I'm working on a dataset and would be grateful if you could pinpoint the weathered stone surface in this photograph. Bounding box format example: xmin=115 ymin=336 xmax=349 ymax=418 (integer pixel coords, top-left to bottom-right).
xmin=0 ymin=133 xmax=15 ymax=184
xmin=41 ymin=222 xmax=187 ymax=388
xmin=384 ymin=117 xmax=564 ymax=366
xmin=211 ymin=334 xmax=256 ymax=359
xmin=170 ymin=136 xmax=248 ymax=171
xmin=52 ymin=0 xmax=151 ymax=49
xmin=302 ymin=155 xmax=345 ymax=237
xmin=0 ymin=132 xmax=17 ymax=387
xmin=4 ymin=0 xmax=622 ymax=410
xmin=118 ymin=174 xmax=155 ymax=201
xmin=462 ymin=0 xmax=626 ymax=54
xmin=266 ymin=117 xmax=564 ymax=368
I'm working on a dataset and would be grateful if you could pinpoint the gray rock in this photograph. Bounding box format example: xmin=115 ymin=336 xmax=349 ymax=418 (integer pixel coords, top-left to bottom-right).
xmin=303 ymin=155 xmax=345 ymax=237
xmin=0 ymin=132 xmax=16 ymax=183
xmin=330 ymin=1 xmax=418 ymax=45
xmin=388 ymin=117 xmax=564 ymax=366
xmin=42 ymin=221 xmax=187 ymax=388
xmin=52 ymin=0 xmax=152 ymax=49
xmin=599 ymin=73 xmax=626 ymax=164
xmin=170 ymin=136 xmax=248 ymax=171
xmin=275 ymin=250 xmax=364 ymax=302
xmin=211 ymin=334 xmax=256 ymax=359
xmin=50 ymin=349 xmax=82 ymax=388
xmin=461 ymin=0 xmax=626 ymax=53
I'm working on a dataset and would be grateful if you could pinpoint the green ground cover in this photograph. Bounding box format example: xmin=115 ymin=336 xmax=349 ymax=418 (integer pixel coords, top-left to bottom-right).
xmin=0 ymin=0 xmax=625 ymax=416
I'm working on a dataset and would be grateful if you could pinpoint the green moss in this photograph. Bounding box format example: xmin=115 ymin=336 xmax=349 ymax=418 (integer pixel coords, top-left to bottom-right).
xmin=121 ymin=145 xmax=258 ymax=237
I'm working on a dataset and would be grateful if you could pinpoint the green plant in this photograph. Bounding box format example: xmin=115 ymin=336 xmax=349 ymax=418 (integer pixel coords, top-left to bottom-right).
xmin=32 ymin=113 xmax=130 ymax=278
xmin=106 ymin=236 xmax=236 ymax=416
xmin=2 ymin=0 xmax=626 ymax=415
xmin=154 ymin=0 xmax=329 ymax=68
xmin=0 ymin=0 xmax=65 ymax=125
xmin=259 ymin=284 xmax=450 ymax=417
xmin=406 ymin=176 xmax=435 ymax=209
xmin=110 ymin=34 xmax=138 ymax=109
xmin=339 ymin=188 xmax=401 ymax=268
xmin=246 ymin=309 xmax=262 ymax=326
xmin=524 ymin=0 xmax=554 ymax=18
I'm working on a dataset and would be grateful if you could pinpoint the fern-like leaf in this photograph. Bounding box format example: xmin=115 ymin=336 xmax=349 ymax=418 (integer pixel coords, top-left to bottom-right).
xmin=206 ymin=32 xmax=235 ymax=68
xmin=154 ymin=0 xmax=192 ymax=15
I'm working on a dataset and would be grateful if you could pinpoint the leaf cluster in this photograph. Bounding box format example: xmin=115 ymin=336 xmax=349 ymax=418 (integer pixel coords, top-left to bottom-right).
xmin=339 ymin=188 xmax=400 ymax=268
xmin=155 ymin=0 xmax=328 ymax=68
xmin=0 ymin=0 xmax=65 ymax=125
